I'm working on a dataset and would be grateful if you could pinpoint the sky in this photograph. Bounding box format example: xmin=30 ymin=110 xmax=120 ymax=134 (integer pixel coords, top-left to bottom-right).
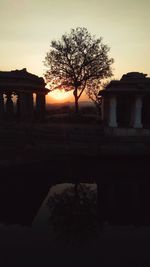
xmin=0 ymin=0 xmax=150 ymax=103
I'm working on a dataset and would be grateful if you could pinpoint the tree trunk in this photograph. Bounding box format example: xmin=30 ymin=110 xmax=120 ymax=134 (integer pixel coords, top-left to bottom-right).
xmin=73 ymin=88 xmax=79 ymax=114
xmin=75 ymin=97 xmax=79 ymax=114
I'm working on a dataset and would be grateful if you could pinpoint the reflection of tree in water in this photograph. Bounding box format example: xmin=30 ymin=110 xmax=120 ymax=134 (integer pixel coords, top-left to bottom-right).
xmin=47 ymin=183 xmax=99 ymax=243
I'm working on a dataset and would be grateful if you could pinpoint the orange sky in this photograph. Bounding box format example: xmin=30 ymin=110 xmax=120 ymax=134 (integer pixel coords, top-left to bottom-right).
xmin=46 ymin=89 xmax=89 ymax=104
xmin=0 ymin=0 xmax=150 ymax=104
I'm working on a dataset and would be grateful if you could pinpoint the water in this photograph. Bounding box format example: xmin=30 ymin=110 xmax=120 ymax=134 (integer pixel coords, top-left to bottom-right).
xmin=33 ymin=183 xmax=97 ymax=230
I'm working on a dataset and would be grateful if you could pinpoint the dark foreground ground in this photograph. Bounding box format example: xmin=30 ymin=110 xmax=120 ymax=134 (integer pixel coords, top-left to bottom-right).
xmin=0 ymin=121 xmax=150 ymax=266
xmin=0 ymin=222 xmax=150 ymax=267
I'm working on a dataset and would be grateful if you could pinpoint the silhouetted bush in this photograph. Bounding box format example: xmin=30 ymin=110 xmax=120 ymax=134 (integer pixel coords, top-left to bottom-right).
xmin=47 ymin=184 xmax=99 ymax=243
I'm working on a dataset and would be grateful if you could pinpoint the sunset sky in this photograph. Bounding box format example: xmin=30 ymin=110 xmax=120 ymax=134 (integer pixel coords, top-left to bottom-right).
xmin=0 ymin=0 xmax=150 ymax=103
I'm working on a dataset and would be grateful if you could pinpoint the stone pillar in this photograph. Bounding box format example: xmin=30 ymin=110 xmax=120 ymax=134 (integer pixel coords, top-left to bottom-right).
xmin=16 ymin=94 xmax=20 ymax=118
xmin=108 ymin=96 xmax=117 ymax=127
xmin=130 ymin=100 xmax=134 ymax=127
xmin=19 ymin=93 xmax=33 ymax=120
xmin=0 ymin=93 xmax=4 ymax=119
xmin=27 ymin=93 xmax=34 ymax=118
xmin=132 ymin=96 xmax=143 ymax=128
xmin=5 ymin=92 xmax=14 ymax=119
xmin=35 ymin=93 xmax=46 ymax=121
xmin=19 ymin=93 xmax=27 ymax=120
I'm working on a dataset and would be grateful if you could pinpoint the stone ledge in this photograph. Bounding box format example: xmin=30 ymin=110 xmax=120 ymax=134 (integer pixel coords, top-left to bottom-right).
xmin=104 ymin=127 xmax=150 ymax=136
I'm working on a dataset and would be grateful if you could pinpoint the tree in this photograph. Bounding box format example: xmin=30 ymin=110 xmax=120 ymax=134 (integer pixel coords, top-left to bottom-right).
xmin=86 ymin=79 xmax=110 ymax=116
xmin=44 ymin=27 xmax=114 ymax=114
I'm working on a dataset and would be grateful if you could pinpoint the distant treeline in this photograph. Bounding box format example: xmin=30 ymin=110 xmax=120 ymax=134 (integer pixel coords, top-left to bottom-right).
xmin=46 ymin=102 xmax=97 ymax=115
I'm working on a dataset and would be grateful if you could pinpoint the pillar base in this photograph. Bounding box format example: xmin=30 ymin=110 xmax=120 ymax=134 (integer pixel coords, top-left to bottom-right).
xmin=104 ymin=126 xmax=150 ymax=136
xmin=133 ymin=123 xmax=143 ymax=129
xmin=108 ymin=123 xmax=118 ymax=128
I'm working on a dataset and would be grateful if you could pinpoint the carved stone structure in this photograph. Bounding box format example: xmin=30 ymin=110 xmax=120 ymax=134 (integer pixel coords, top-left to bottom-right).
xmin=0 ymin=68 xmax=49 ymax=121
xmin=99 ymin=72 xmax=150 ymax=135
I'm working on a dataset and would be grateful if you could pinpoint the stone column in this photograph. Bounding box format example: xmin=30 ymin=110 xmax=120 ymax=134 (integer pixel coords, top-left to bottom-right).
xmin=130 ymin=100 xmax=134 ymax=127
xmin=27 ymin=93 xmax=34 ymax=118
xmin=16 ymin=94 xmax=20 ymax=118
xmin=0 ymin=93 xmax=4 ymax=119
xmin=108 ymin=96 xmax=117 ymax=127
xmin=35 ymin=93 xmax=46 ymax=121
xmin=132 ymin=96 xmax=143 ymax=128
xmin=19 ymin=93 xmax=33 ymax=120
xmin=5 ymin=92 xmax=14 ymax=119
xmin=20 ymin=93 xmax=27 ymax=120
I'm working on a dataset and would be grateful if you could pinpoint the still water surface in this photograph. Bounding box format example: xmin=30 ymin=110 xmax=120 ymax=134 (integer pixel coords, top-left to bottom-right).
xmin=33 ymin=183 xmax=97 ymax=230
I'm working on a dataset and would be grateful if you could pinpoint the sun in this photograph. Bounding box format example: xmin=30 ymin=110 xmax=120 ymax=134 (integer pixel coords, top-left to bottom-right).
xmin=48 ymin=89 xmax=72 ymax=102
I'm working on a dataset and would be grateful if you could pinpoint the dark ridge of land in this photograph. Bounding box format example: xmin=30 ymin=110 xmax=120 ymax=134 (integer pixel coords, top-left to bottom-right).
xmin=0 ymin=121 xmax=150 ymax=164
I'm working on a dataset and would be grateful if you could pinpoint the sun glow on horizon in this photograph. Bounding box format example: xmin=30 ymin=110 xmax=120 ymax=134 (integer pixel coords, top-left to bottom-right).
xmin=48 ymin=89 xmax=73 ymax=102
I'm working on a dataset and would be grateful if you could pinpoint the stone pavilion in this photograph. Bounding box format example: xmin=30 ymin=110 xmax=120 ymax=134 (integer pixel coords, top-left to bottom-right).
xmin=99 ymin=72 xmax=150 ymax=135
xmin=0 ymin=68 xmax=49 ymax=121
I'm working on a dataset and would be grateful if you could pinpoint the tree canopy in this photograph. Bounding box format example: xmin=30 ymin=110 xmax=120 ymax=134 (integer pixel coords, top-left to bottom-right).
xmin=44 ymin=27 xmax=114 ymax=113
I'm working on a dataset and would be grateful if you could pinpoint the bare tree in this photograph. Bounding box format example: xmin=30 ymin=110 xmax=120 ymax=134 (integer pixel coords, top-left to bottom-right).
xmin=44 ymin=27 xmax=114 ymax=114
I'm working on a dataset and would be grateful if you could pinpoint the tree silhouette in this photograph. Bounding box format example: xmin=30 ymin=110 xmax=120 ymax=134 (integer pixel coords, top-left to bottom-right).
xmin=86 ymin=80 xmax=110 ymax=116
xmin=44 ymin=27 xmax=114 ymax=114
